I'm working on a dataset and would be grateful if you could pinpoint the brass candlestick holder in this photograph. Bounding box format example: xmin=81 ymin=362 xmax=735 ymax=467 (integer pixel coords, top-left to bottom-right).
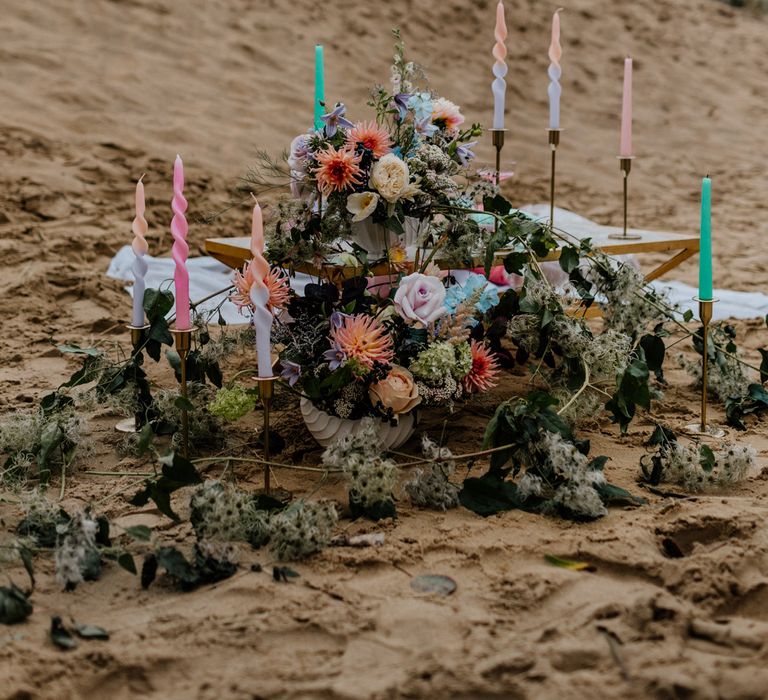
xmin=172 ymin=328 xmax=193 ymax=456
xmin=490 ymin=128 xmax=507 ymax=188
xmin=115 ymin=323 xmax=151 ymax=433
xmin=685 ymin=298 xmax=725 ymax=438
xmin=609 ymin=156 xmax=641 ymax=240
xmin=547 ymin=129 xmax=562 ymax=228
xmin=254 ymin=375 xmax=276 ymax=493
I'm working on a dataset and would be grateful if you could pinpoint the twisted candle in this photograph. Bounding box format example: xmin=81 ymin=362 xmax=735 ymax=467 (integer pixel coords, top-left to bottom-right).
xmin=491 ymin=1 xmax=508 ymax=130
xmin=249 ymin=198 xmax=273 ymax=377
xmin=548 ymin=9 xmax=563 ymax=130
xmin=131 ymin=175 xmax=149 ymax=327
xmin=171 ymin=155 xmax=191 ymax=330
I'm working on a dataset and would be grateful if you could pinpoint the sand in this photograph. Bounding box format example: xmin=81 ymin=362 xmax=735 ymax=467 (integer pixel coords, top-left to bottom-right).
xmin=2 ymin=0 xmax=768 ymax=698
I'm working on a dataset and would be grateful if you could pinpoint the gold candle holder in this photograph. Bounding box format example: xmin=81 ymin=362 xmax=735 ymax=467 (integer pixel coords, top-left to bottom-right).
xmin=115 ymin=323 xmax=151 ymax=433
xmin=490 ymin=128 xmax=507 ymax=188
xmin=608 ymin=156 xmax=641 ymax=241
xmin=685 ymin=298 xmax=725 ymax=438
xmin=254 ymin=375 xmax=276 ymax=493
xmin=547 ymin=128 xmax=562 ymax=228
xmin=172 ymin=328 xmax=193 ymax=456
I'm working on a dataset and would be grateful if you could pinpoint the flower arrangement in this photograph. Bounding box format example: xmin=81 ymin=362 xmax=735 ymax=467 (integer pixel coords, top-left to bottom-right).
xmin=273 ymin=267 xmax=500 ymax=427
xmin=246 ymin=31 xmax=485 ymax=266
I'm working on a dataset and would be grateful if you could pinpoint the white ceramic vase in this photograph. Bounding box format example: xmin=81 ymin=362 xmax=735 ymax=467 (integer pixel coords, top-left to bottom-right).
xmin=300 ymin=397 xmax=417 ymax=449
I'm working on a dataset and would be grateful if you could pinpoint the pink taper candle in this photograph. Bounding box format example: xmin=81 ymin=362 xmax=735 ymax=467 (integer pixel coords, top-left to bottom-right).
xmin=171 ymin=155 xmax=191 ymax=330
xmin=491 ymin=1 xmax=508 ymax=130
xmin=619 ymin=57 xmax=633 ymax=157
xmin=131 ymin=176 xmax=149 ymax=327
xmin=249 ymin=198 xmax=273 ymax=377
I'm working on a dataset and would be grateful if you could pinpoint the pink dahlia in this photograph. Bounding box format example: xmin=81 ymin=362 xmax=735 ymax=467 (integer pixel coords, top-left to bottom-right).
xmin=314 ymin=146 xmax=363 ymax=195
xmin=330 ymin=314 xmax=394 ymax=369
xmin=462 ymin=340 xmax=500 ymax=394
xmin=431 ymin=98 xmax=465 ymax=134
xmin=231 ymin=261 xmax=290 ymax=313
xmin=345 ymin=120 xmax=392 ymax=158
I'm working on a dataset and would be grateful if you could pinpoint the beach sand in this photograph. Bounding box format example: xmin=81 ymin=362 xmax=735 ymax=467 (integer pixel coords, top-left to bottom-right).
xmin=1 ymin=0 xmax=768 ymax=698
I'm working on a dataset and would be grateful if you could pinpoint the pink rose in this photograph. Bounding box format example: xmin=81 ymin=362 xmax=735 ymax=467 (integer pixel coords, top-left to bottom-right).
xmin=394 ymin=273 xmax=447 ymax=326
xmin=369 ymin=366 xmax=421 ymax=415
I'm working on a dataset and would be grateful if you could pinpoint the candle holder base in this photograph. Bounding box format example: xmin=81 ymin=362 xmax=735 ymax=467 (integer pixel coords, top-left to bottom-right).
xmin=607 ymin=232 xmax=643 ymax=240
xmin=684 ymin=422 xmax=725 ymax=439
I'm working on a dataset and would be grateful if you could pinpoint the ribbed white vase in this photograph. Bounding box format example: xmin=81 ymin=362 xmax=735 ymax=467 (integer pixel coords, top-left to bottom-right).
xmin=300 ymin=397 xmax=416 ymax=449
xmin=351 ymin=219 xmax=390 ymax=258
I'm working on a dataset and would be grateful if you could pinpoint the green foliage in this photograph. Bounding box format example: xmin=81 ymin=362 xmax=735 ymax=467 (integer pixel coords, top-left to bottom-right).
xmin=605 ymin=352 xmax=651 ymax=434
xmin=0 ymin=584 xmax=33 ymax=625
xmin=130 ymin=452 xmax=203 ymax=521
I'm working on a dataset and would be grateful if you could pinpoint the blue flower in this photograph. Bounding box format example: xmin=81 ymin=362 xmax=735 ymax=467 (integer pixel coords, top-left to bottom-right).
xmin=407 ymin=92 xmax=433 ymax=122
xmin=444 ymin=273 xmax=500 ymax=324
xmin=321 ymin=103 xmax=354 ymax=138
xmin=414 ymin=116 xmax=438 ymax=138
xmin=329 ymin=311 xmax=349 ymax=329
xmin=323 ymin=345 xmax=347 ymax=370
xmin=281 ymin=361 xmax=302 ymax=387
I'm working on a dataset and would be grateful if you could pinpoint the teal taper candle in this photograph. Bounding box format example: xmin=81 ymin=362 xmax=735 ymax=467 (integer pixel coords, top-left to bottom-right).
xmin=314 ymin=44 xmax=325 ymax=131
xmin=698 ymin=176 xmax=713 ymax=301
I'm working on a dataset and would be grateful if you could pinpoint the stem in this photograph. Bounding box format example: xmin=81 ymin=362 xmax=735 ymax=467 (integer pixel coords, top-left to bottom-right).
xmin=191 ymin=455 xmax=343 ymax=473
xmin=83 ymin=471 xmax=154 ymax=477
xmin=557 ymin=362 xmax=591 ymax=416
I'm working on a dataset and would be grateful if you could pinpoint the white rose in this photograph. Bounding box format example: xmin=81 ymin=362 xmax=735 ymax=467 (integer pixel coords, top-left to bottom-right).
xmin=394 ymin=273 xmax=448 ymax=326
xmin=346 ymin=191 xmax=379 ymax=222
xmin=369 ymin=153 xmax=411 ymax=203
xmin=287 ymin=135 xmax=309 ymax=172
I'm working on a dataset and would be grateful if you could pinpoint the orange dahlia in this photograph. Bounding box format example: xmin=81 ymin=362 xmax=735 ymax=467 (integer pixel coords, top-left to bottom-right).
xmin=231 ymin=261 xmax=290 ymax=313
xmin=462 ymin=340 xmax=500 ymax=394
xmin=314 ymin=146 xmax=363 ymax=195
xmin=330 ymin=314 xmax=394 ymax=369
xmin=345 ymin=120 xmax=392 ymax=158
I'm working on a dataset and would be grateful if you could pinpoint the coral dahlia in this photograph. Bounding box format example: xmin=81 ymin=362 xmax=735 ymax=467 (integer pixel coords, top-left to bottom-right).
xmin=345 ymin=120 xmax=392 ymax=158
xmin=315 ymin=146 xmax=363 ymax=195
xmin=462 ymin=340 xmax=500 ymax=394
xmin=431 ymin=97 xmax=465 ymax=134
xmin=231 ymin=262 xmax=290 ymax=313
xmin=330 ymin=314 xmax=394 ymax=370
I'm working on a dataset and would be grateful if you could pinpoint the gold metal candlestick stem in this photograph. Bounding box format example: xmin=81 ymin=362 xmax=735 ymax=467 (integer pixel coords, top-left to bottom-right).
xmin=115 ymin=324 xmax=151 ymax=433
xmin=172 ymin=328 xmax=193 ymax=456
xmin=254 ymin=376 xmax=276 ymax=493
xmin=609 ymin=156 xmax=641 ymax=240
xmin=547 ymin=129 xmax=562 ymax=228
xmin=686 ymin=298 xmax=725 ymax=438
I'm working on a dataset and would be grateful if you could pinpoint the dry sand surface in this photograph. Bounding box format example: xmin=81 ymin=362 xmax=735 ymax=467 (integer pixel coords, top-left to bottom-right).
xmin=2 ymin=0 xmax=768 ymax=698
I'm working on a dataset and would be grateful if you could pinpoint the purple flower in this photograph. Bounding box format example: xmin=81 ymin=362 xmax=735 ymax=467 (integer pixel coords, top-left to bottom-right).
xmin=320 ymin=103 xmax=354 ymax=138
xmin=414 ymin=116 xmax=438 ymax=138
xmin=329 ymin=311 xmax=350 ymax=329
xmin=280 ymin=361 xmax=302 ymax=387
xmin=392 ymin=93 xmax=412 ymax=121
xmin=323 ymin=345 xmax=347 ymax=371
xmin=456 ymin=141 xmax=477 ymax=166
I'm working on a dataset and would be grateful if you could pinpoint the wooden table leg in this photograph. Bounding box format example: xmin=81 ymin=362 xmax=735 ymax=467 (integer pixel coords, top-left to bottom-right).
xmin=643 ymin=247 xmax=697 ymax=283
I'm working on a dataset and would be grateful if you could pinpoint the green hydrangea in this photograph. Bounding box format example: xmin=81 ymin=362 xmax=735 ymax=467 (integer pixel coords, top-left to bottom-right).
xmin=411 ymin=341 xmax=471 ymax=385
xmin=208 ymin=385 xmax=256 ymax=422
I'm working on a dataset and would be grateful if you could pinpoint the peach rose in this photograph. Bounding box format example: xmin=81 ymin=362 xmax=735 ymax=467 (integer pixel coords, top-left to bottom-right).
xmin=369 ymin=366 xmax=421 ymax=415
xmin=394 ymin=272 xmax=447 ymax=326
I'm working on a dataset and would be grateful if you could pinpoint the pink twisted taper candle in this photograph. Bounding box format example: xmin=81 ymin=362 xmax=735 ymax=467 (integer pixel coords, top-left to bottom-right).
xmin=548 ymin=9 xmax=563 ymax=130
xmin=131 ymin=175 xmax=149 ymax=327
xmin=171 ymin=155 xmax=191 ymax=330
xmin=249 ymin=198 xmax=273 ymax=377
xmin=491 ymin=1 xmax=508 ymax=130
xmin=620 ymin=57 xmax=633 ymax=157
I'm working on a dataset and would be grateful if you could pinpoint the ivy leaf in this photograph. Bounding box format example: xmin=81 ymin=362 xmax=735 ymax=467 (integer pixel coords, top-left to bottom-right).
xmin=130 ymin=452 xmax=203 ymax=521
xmin=273 ymin=566 xmax=300 ymax=582
xmin=117 ymin=552 xmax=137 ymax=575
xmin=503 ymin=250 xmax=528 ymax=276
xmin=683 ymin=309 xmax=694 ymax=323
xmin=124 ymin=525 xmax=152 ymax=541
xmin=647 ymin=424 xmax=677 ymax=447
xmin=155 ymin=546 xmax=200 ymax=591
xmin=144 ymin=288 xmax=174 ymax=321
xmin=0 ymin=584 xmax=33 ymax=625
xmin=136 ymin=423 xmax=154 ymax=456
xmin=18 ymin=545 xmax=35 ymax=593
xmin=50 ymin=616 xmax=77 ymax=649
xmin=595 ymin=482 xmax=646 ymax=507
xmin=482 ymin=193 xmax=512 ymax=215
xmin=758 ymin=349 xmax=768 ymax=384
xmin=37 ymin=420 xmax=65 ymax=480
xmin=699 ymin=444 xmax=716 ymax=473
xmin=74 ymin=623 xmax=109 ymax=640
xmin=174 ymin=396 xmax=195 ymax=412
xmin=459 ymin=473 xmax=534 ymax=517
xmin=141 ymin=553 xmax=158 ymax=590
xmin=56 ymin=344 xmax=101 ymax=357
xmin=558 ymin=246 xmax=580 ymax=274
xmin=640 ymin=334 xmax=666 ymax=380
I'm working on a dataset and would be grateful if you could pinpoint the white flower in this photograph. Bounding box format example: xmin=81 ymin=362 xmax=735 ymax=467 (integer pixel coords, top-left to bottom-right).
xmin=394 ymin=273 xmax=447 ymax=326
xmin=346 ymin=191 xmax=379 ymax=222
xmin=369 ymin=153 xmax=411 ymax=203
xmin=287 ymin=134 xmax=310 ymax=172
